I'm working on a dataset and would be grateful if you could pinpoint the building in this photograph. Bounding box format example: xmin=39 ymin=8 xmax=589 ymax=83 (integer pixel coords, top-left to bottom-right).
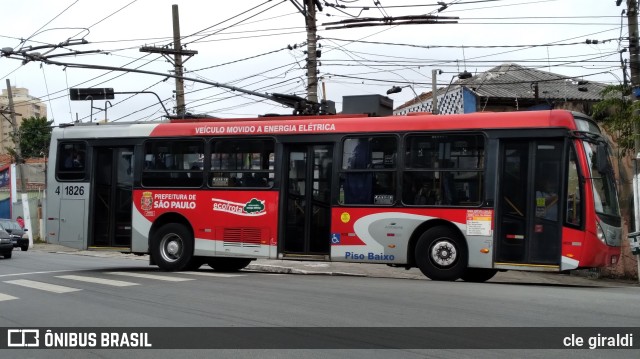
xmin=394 ymin=63 xmax=607 ymax=115
xmin=0 ymin=87 xmax=47 ymax=155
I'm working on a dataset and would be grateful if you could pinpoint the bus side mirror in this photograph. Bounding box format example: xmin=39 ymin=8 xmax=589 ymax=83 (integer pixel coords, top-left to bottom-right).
xmin=595 ymin=144 xmax=611 ymax=174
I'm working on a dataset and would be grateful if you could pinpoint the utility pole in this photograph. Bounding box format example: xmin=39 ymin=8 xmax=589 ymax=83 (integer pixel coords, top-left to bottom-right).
xmin=432 ymin=69 xmax=440 ymax=114
xmin=172 ymin=5 xmax=186 ymax=116
xmin=624 ymin=0 xmax=640 ymax=283
xmin=140 ymin=4 xmax=197 ymax=117
xmin=305 ymin=0 xmax=319 ymax=103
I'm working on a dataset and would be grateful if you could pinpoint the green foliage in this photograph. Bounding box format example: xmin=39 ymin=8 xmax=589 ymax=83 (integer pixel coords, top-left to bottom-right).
xmin=18 ymin=116 xmax=53 ymax=159
xmin=592 ymin=85 xmax=640 ymax=156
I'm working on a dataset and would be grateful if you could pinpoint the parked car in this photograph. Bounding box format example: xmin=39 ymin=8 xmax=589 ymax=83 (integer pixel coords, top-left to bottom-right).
xmin=0 ymin=228 xmax=12 ymax=258
xmin=0 ymin=219 xmax=28 ymax=252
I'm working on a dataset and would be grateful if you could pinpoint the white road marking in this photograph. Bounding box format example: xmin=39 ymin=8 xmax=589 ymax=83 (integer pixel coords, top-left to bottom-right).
xmin=181 ymin=271 xmax=245 ymax=278
xmin=106 ymin=272 xmax=194 ymax=282
xmin=0 ymin=269 xmax=79 ymax=278
xmin=0 ymin=293 xmax=18 ymax=302
xmin=56 ymin=275 xmax=139 ymax=287
xmin=4 ymin=279 xmax=82 ymax=293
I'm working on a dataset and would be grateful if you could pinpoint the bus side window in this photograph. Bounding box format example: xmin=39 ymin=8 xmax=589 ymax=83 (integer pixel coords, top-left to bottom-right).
xmin=340 ymin=136 xmax=397 ymax=205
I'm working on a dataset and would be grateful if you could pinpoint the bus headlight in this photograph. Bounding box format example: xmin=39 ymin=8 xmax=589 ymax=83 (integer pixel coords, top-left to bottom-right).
xmin=596 ymin=221 xmax=606 ymax=244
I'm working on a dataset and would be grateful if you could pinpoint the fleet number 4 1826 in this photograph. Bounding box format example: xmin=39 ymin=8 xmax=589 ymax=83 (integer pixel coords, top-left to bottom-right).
xmin=55 ymin=185 xmax=85 ymax=196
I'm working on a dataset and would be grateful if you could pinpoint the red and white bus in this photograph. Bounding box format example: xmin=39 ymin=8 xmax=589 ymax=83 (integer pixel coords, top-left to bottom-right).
xmin=45 ymin=109 xmax=621 ymax=281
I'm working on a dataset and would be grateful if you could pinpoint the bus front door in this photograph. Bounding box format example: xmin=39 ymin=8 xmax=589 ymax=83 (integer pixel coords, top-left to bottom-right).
xmin=90 ymin=147 xmax=134 ymax=248
xmin=282 ymin=144 xmax=333 ymax=258
xmin=496 ymin=139 xmax=564 ymax=268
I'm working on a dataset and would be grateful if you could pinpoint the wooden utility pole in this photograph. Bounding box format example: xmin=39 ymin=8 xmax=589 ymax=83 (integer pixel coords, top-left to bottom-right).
xmin=305 ymin=0 xmax=319 ymax=103
xmin=624 ymin=0 xmax=640 ymax=282
xmin=172 ymin=4 xmax=187 ymax=116
xmin=140 ymin=4 xmax=197 ymax=117
xmin=628 ymin=0 xmax=640 ymax=154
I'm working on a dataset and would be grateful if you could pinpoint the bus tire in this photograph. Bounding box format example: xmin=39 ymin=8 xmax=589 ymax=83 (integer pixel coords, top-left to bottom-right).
xmin=415 ymin=226 xmax=467 ymax=281
xmin=207 ymin=257 xmax=253 ymax=272
xmin=460 ymin=268 xmax=498 ymax=283
xmin=152 ymin=223 xmax=193 ymax=271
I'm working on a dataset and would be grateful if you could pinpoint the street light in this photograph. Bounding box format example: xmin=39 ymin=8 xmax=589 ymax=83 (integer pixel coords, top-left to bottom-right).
xmin=438 ymin=70 xmax=474 ymax=114
xmin=386 ymin=84 xmax=425 ymax=109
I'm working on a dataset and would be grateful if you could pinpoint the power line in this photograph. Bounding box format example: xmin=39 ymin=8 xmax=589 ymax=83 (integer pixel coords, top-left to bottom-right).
xmin=17 ymin=0 xmax=80 ymax=47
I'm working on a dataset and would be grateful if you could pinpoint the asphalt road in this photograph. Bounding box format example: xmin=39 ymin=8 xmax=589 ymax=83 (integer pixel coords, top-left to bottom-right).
xmin=0 ymin=248 xmax=638 ymax=359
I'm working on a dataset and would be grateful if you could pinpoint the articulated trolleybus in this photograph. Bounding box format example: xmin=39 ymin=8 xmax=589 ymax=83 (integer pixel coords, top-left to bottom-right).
xmin=46 ymin=109 xmax=621 ymax=282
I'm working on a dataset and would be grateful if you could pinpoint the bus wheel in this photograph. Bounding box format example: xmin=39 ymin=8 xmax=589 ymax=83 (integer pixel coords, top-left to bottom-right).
xmin=415 ymin=226 xmax=467 ymax=281
xmin=152 ymin=223 xmax=193 ymax=271
xmin=460 ymin=268 xmax=498 ymax=283
xmin=207 ymin=257 xmax=253 ymax=272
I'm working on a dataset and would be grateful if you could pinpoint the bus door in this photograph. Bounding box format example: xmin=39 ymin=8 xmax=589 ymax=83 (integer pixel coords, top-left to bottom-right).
xmin=90 ymin=146 xmax=134 ymax=248
xmin=281 ymin=144 xmax=333 ymax=257
xmin=496 ymin=139 xmax=564 ymax=267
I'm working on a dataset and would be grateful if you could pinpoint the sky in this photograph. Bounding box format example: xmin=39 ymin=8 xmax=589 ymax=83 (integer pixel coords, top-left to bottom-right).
xmin=0 ymin=0 xmax=631 ymax=125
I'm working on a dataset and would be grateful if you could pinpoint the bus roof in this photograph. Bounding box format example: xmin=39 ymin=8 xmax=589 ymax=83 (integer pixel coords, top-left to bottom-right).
xmin=56 ymin=110 xmax=580 ymax=139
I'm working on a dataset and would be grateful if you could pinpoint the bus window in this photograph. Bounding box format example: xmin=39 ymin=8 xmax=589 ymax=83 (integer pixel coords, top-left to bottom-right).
xmin=403 ymin=134 xmax=484 ymax=206
xmin=57 ymin=142 xmax=87 ymax=181
xmin=141 ymin=139 xmax=204 ymax=187
xmin=339 ymin=136 xmax=397 ymax=205
xmin=209 ymin=139 xmax=275 ymax=188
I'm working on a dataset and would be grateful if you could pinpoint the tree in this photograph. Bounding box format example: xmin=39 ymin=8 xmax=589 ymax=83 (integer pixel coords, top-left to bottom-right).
xmin=591 ymin=85 xmax=640 ymax=156
xmin=16 ymin=116 xmax=53 ymax=159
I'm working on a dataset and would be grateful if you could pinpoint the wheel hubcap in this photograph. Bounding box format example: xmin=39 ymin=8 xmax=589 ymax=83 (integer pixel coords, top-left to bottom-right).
xmin=160 ymin=234 xmax=183 ymax=263
xmin=430 ymin=240 xmax=457 ymax=267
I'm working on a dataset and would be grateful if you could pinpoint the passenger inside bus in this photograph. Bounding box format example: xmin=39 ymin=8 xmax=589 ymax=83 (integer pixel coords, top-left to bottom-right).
xmin=344 ymin=139 xmax=373 ymax=204
xmin=536 ymin=177 xmax=558 ymax=220
xmin=63 ymin=149 xmax=75 ymax=169
xmin=73 ymin=151 xmax=85 ymax=168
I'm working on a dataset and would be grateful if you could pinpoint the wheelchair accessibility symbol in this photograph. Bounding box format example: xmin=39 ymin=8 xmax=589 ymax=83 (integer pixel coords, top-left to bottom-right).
xmin=331 ymin=233 xmax=340 ymax=245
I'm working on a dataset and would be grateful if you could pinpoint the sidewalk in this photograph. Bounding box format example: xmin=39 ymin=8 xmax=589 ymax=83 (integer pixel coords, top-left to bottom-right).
xmin=31 ymin=243 xmax=638 ymax=287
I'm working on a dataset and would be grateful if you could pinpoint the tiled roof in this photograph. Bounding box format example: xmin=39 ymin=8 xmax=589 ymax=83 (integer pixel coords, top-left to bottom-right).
xmin=396 ymin=63 xmax=606 ymax=111
xmin=458 ymin=63 xmax=607 ymax=101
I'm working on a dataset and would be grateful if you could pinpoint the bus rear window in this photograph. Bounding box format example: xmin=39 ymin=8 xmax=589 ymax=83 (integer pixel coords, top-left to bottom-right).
xmin=57 ymin=142 xmax=87 ymax=181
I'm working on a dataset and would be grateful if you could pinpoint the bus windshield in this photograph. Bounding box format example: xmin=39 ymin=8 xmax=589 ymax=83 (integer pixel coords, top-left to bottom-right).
xmin=583 ymin=141 xmax=620 ymax=218
xmin=575 ymin=117 xmax=620 ymax=218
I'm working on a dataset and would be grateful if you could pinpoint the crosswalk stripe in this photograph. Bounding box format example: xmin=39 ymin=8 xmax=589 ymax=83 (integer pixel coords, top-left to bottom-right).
xmin=56 ymin=275 xmax=139 ymax=287
xmin=4 ymin=279 xmax=81 ymax=293
xmin=181 ymin=271 xmax=245 ymax=278
xmin=106 ymin=272 xmax=193 ymax=282
xmin=0 ymin=293 xmax=18 ymax=302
